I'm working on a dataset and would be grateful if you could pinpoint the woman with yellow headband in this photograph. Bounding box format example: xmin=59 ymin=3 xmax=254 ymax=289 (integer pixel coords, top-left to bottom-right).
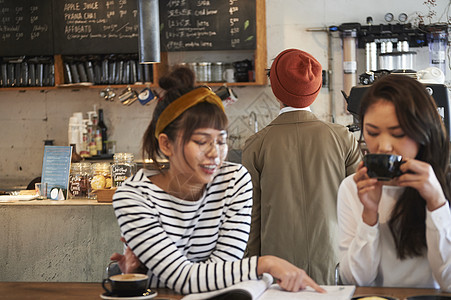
xmin=110 ymin=66 xmax=323 ymax=295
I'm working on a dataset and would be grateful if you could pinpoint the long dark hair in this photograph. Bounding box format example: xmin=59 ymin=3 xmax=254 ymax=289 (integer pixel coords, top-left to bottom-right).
xmin=142 ymin=66 xmax=228 ymax=171
xmin=359 ymin=74 xmax=451 ymax=259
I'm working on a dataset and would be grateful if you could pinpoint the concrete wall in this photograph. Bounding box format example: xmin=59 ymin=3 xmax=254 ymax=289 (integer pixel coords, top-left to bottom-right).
xmin=0 ymin=203 xmax=123 ymax=282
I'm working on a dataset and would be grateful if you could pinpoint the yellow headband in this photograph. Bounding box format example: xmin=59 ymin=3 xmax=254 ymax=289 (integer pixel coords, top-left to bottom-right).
xmin=155 ymin=87 xmax=225 ymax=138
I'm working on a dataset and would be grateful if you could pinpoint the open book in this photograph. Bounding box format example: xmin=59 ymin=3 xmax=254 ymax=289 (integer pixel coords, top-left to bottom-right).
xmin=182 ymin=273 xmax=355 ymax=300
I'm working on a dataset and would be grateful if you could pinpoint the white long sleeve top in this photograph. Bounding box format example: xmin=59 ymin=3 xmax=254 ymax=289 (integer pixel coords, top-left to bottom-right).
xmin=337 ymin=175 xmax=451 ymax=291
xmin=112 ymin=162 xmax=259 ymax=294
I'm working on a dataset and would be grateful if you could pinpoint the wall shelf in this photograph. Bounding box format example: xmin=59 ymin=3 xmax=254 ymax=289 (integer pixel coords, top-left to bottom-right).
xmin=0 ymin=0 xmax=267 ymax=91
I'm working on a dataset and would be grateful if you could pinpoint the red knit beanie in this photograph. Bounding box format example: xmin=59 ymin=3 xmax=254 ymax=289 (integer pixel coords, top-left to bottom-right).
xmin=270 ymin=49 xmax=322 ymax=108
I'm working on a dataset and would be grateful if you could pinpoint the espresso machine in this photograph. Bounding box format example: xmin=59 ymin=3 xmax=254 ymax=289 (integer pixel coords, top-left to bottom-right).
xmin=337 ymin=20 xmax=449 ymax=135
xmin=345 ymin=82 xmax=450 ymax=136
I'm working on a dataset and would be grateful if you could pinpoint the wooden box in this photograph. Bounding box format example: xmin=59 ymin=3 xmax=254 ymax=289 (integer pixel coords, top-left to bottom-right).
xmin=94 ymin=188 xmax=117 ymax=203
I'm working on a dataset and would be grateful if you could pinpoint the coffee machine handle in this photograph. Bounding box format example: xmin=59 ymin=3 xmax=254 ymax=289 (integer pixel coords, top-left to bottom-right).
xmin=341 ymin=90 xmax=349 ymax=103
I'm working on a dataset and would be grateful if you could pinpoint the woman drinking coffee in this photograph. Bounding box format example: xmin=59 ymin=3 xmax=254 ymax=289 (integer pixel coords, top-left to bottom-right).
xmin=337 ymin=74 xmax=451 ymax=291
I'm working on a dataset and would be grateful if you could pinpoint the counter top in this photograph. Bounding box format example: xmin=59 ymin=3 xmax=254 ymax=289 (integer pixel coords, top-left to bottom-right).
xmin=1 ymin=283 xmax=450 ymax=300
xmin=0 ymin=198 xmax=111 ymax=206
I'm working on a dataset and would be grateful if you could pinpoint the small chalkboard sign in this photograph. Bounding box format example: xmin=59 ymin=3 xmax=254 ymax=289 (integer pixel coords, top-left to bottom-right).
xmin=159 ymin=0 xmax=257 ymax=51
xmin=41 ymin=146 xmax=72 ymax=200
xmin=0 ymin=0 xmax=54 ymax=56
xmin=52 ymin=0 xmax=139 ymax=55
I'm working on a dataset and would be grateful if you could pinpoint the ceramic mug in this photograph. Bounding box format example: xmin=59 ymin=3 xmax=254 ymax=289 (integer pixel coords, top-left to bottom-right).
xmin=215 ymin=86 xmax=238 ymax=106
xmin=102 ymin=273 xmax=149 ymax=297
xmin=223 ymin=69 xmax=235 ymax=83
xmin=363 ymin=153 xmax=404 ymax=181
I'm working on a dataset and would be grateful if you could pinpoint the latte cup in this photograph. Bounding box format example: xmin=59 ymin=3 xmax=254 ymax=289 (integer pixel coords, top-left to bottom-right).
xmin=363 ymin=153 xmax=404 ymax=181
xmin=102 ymin=273 xmax=149 ymax=297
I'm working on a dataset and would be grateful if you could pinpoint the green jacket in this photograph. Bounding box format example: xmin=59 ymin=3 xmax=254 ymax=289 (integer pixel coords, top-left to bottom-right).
xmin=242 ymin=110 xmax=362 ymax=285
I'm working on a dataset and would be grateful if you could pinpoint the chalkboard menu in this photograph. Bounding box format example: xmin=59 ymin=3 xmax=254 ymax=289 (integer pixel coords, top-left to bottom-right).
xmin=159 ymin=0 xmax=256 ymax=51
xmin=0 ymin=0 xmax=54 ymax=56
xmin=52 ymin=0 xmax=139 ymax=55
xmin=0 ymin=0 xmax=257 ymax=57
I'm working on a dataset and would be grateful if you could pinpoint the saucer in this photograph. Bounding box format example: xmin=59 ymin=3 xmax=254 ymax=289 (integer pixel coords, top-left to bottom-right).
xmin=406 ymin=296 xmax=451 ymax=300
xmin=100 ymin=290 xmax=157 ymax=300
xmin=351 ymin=296 xmax=398 ymax=300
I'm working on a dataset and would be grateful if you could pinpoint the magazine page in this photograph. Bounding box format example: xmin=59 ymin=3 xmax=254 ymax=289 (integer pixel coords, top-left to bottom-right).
xmin=182 ymin=273 xmax=274 ymax=300
xmin=259 ymin=284 xmax=356 ymax=300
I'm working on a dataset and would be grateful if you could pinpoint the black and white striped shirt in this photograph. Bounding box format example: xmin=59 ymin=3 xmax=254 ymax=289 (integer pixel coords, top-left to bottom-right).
xmin=112 ymin=162 xmax=258 ymax=294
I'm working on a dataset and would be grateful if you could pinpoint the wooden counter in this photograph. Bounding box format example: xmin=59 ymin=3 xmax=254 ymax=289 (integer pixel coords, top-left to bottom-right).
xmin=0 ymin=198 xmax=123 ymax=282
xmin=354 ymin=286 xmax=451 ymax=299
xmin=0 ymin=282 xmax=450 ymax=300
xmin=0 ymin=198 xmax=110 ymax=206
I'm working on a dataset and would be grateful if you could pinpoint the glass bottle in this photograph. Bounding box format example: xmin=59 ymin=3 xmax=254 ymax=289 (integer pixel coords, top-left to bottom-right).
xmin=111 ymin=153 xmax=136 ymax=187
xmin=70 ymin=143 xmax=82 ymax=163
xmin=98 ymin=109 xmax=108 ymax=154
xmin=92 ymin=113 xmax=102 ymax=155
xmin=86 ymin=111 xmax=97 ymax=157
xmin=80 ymin=119 xmax=90 ymax=158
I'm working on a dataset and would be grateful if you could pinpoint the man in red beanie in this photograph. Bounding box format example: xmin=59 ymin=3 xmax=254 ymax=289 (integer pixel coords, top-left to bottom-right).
xmin=242 ymin=48 xmax=362 ymax=284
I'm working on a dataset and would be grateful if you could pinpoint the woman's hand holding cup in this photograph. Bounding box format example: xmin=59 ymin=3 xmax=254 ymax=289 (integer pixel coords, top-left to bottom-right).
xmin=397 ymin=158 xmax=447 ymax=211
xmin=110 ymin=237 xmax=147 ymax=274
xmin=354 ymin=161 xmax=382 ymax=226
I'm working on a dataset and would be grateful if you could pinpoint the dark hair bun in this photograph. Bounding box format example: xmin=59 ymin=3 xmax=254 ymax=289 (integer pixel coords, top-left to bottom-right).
xmin=159 ymin=66 xmax=195 ymax=92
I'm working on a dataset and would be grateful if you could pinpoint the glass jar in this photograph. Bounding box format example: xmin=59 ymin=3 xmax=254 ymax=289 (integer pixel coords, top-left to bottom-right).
xmin=69 ymin=162 xmax=92 ymax=199
xmin=211 ymin=62 xmax=224 ymax=82
xmin=90 ymin=162 xmax=112 ymax=195
xmin=188 ymin=62 xmax=197 ymax=78
xmin=112 ymin=153 xmax=136 ymax=187
xmin=196 ymin=62 xmax=211 ymax=82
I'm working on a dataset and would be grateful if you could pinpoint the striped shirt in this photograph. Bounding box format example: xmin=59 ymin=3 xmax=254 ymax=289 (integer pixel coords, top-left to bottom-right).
xmin=112 ymin=162 xmax=259 ymax=294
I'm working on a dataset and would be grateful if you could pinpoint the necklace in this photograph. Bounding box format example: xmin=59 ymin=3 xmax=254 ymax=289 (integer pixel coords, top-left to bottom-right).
xmin=150 ymin=172 xmax=205 ymax=201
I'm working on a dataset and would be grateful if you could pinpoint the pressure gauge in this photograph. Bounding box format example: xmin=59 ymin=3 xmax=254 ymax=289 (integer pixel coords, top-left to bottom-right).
xmin=398 ymin=13 xmax=408 ymax=23
xmin=384 ymin=13 xmax=394 ymax=22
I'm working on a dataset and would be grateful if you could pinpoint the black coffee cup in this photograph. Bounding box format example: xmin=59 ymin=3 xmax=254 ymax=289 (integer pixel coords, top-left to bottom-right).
xmin=363 ymin=153 xmax=404 ymax=181
xmin=102 ymin=273 xmax=149 ymax=297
